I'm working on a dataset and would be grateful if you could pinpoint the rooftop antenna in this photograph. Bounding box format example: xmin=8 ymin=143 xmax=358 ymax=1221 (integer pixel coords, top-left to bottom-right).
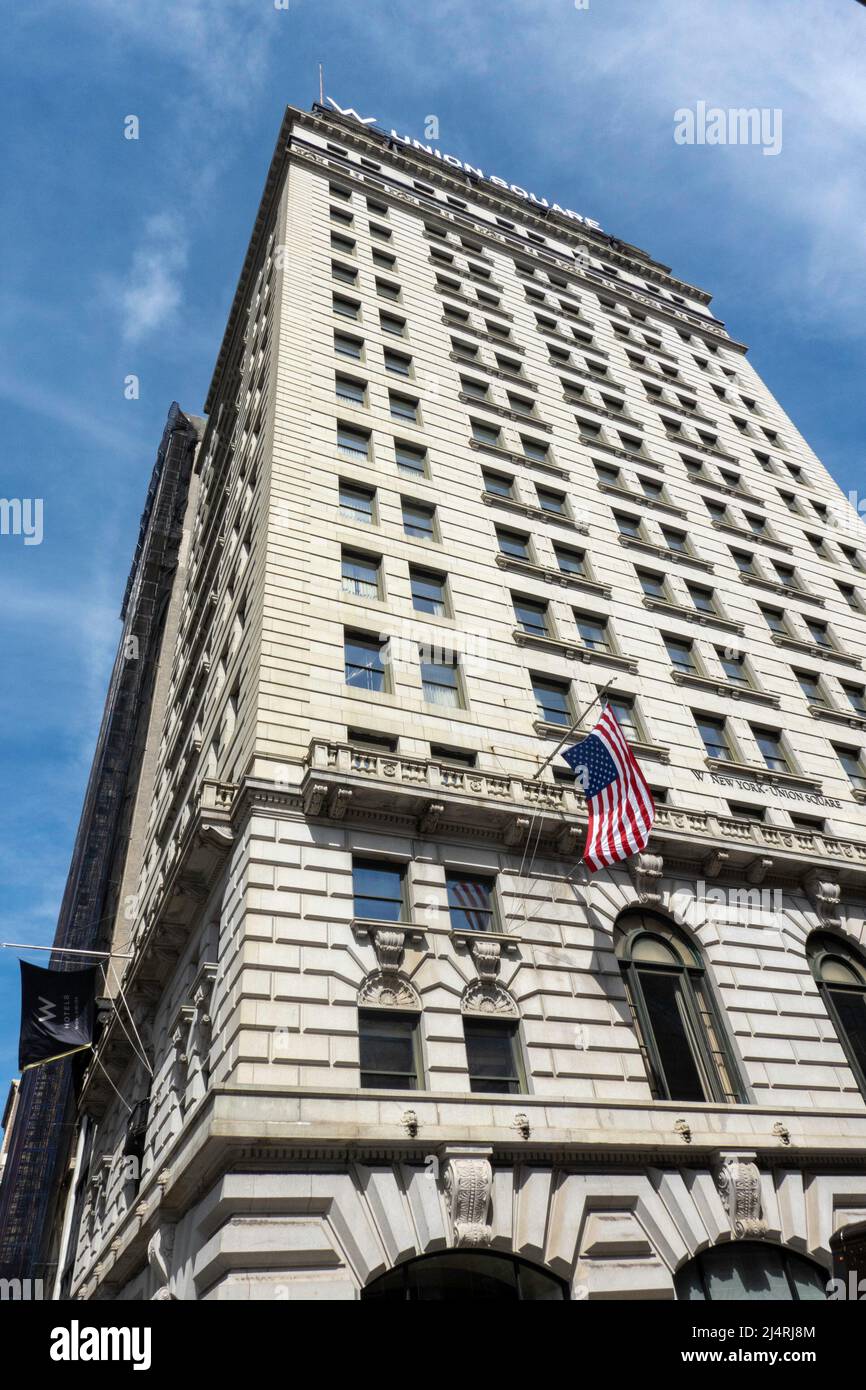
xmin=318 ymin=63 xmax=324 ymax=106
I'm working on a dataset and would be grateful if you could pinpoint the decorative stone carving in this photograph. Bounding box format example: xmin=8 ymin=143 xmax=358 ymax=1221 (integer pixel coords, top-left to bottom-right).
xmin=556 ymin=825 xmax=582 ymax=856
xmin=746 ymin=857 xmax=773 ymax=885
xmin=441 ymin=1148 xmax=493 ymax=1248
xmin=803 ymin=872 xmax=842 ymax=928
xmin=402 ymin=1110 xmax=419 ymax=1137
xmin=329 ymin=787 xmax=352 ymax=819
xmin=357 ymin=928 xmax=421 ymax=1010
xmin=504 ymin=815 xmax=530 ymax=848
xmin=418 ymin=801 xmax=445 ymax=835
xmin=462 ymin=938 xmax=519 ymax=1017
xmin=772 ymin=1122 xmax=791 ymax=1146
xmin=629 ymin=851 xmax=663 ymax=905
xmin=513 ymin=1112 xmax=531 ymax=1139
xmin=303 ymin=782 xmax=328 ymax=816
xmin=674 ymin=1119 xmax=692 ymax=1144
xmin=703 ymin=849 xmax=729 ymax=879
xmin=147 ymin=1222 xmax=177 ymax=1301
xmin=717 ymin=1153 xmax=767 ymax=1238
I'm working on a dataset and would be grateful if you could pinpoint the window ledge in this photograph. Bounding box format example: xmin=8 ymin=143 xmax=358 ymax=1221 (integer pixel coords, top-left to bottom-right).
xmin=711 ymin=519 xmax=792 ymax=553
xmin=351 ymin=917 xmax=425 ymax=943
xmin=515 ymin=628 xmax=637 ymax=671
xmin=483 ymin=493 xmax=586 ymax=533
xmin=460 ymin=395 xmax=553 ymax=432
xmin=617 ymin=534 xmax=714 ymax=573
xmin=671 ymin=669 xmax=780 ymax=707
xmin=808 ymin=703 xmax=866 ymax=729
xmin=448 ymin=353 xmax=538 ymax=391
xmin=494 ymin=552 xmax=609 ymax=596
xmin=450 ymin=927 xmax=518 ymax=948
xmin=577 ymin=437 xmax=664 ymax=471
xmin=533 ymin=720 xmax=670 ymax=764
xmin=468 ymin=437 xmax=568 ymax=479
xmin=642 ymin=596 xmax=743 ymax=635
xmin=567 ymin=398 xmax=643 ymax=431
xmin=441 ymin=317 xmax=525 ymax=354
xmin=739 ymin=572 xmax=822 ymax=606
xmin=598 ymin=482 xmax=684 ymax=518
xmin=704 ymin=758 xmax=823 ymax=792
xmin=771 ymin=633 xmax=861 ymax=668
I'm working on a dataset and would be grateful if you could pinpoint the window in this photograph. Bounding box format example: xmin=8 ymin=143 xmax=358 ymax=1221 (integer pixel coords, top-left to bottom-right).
xmin=337 ymin=423 xmax=370 ymax=459
xmin=790 ymin=813 xmax=824 ymax=834
xmin=395 ymin=442 xmax=427 ymax=478
xmin=385 ymin=350 xmax=412 ymax=378
xmin=376 ymin=278 xmax=401 ymax=301
xmin=532 ymin=675 xmax=571 ymax=726
xmin=513 ymin=595 xmax=549 ymax=637
xmin=808 ymin=932 xmax=866 ymax=1097
xmin=836 ymin=745 xmax=866 ymax=792
xmin=843 ymin=684 xmax=866 ymax=715
xmin=607 ymin=694 xmax=641 ymax=742
xmin=333 ymin=294 xmax=360 ymax=320
xmin=361 ymin=1251 xmax=567 ymax=1301
xmin=639 ymin=476 xmax=664 ymax=500
xmin=696 ymin=714 xmax=733 ymax=762
xmin=536 ymin=487 xmax=566 ymax=515
xmin=421 ymin=650 xmax=462 ymax=707
xmin=638 ymin=569 xmax=666 ymax=599
xmin=753 ymin=726 xmax=790 ymax=773
xmin=675 ymin=1242 xmax=827 ymax=1302
xmin=353 ymin=858 xmax=405 ymax=922
xmin=430 ymin=744 xmax=476 ymax=768
xmin=339 ymin=481 xmax=375 ymax=525
xmin=727 ymin=802 xmax=766 ymax=825
xmin=806 ymin=618 xmax=832 ymax=649
xmin=665 ymin=636 xmax=696 ymax=673
xmin=336 ymin=374 xmax=366 ymax=405
xmin=718 ymin=649 xmax=750 ymax=686
xmin=348 ymin=728 xmax=397 ymax=754
xmin=390 ymin=393 xmax=418 ymax=423
xmin=616 ymin=909 xmax=744 ymax=1104
xmin=496 ymin=527 xmax=530 ymax=560
xmin=341 ymin=550 xmax=380 ymax=598
xmin=731 ymin=549 xmax=756 ymax=576
xmin=344 ymin=632 xmax=386 ymax=692
xmin=797 ymin=671 xmax=825 ymax=706
xmin=462 ymin=377 xmax=489 ymax=401
xmin=472 ymin=421 xmax=501 ymax=447
xmin=358 ymin=1011 xmax=419 ymax=1090
xmin=615 ymin=512 xmax=641 ymax=539
xmin=687 ymin=583 xmax=717 ymax=615
xmin=334 ymin=332 xmax=363 ymax=361
xmin=773 ymin=561 xmax=798 ymax=588
xmin=574 ymin=610 xmax=610 ymax=652
xmin=369 ymin=221 xmax=391 ymax=241
xmin=761 ymin=605 xmax=787 ymax=635
xmin=482 ymin=470 xmax=513 ymax=499
xmin=380 ymin=311 xmax=406 ymax=337
xmin=521 ymin=437 xmax=549 ymax=463
xmin=330 ymin=232 xmax=356 ymax=256
xmin=554 ymin=545 xmax=585 ymax=576
xmin=662 ymin=527 xmax=688 ymax=554
xmin=446 ymin=872 xmax=497 ymax=933
xmin=332 ymin=260 xmax=358 ymax=285
xmin=410 ymin=568 xmax=446 ymax=616
xmin=464 ymin=1019 xmax=524 ymax=1094
xmin=402 ymin=499 xmax=436 ymax=540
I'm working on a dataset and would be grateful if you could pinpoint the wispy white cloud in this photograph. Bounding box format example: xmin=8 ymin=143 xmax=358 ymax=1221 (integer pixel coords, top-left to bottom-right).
xmin=111 ymin=211 xmax=189 ymax=345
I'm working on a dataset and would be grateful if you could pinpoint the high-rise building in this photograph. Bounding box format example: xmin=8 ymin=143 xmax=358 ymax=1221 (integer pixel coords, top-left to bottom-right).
xmin=15 ymin=102 xmax=866 ymax=1301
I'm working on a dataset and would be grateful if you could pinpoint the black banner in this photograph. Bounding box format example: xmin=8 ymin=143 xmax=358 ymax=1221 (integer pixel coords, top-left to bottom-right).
xmin=18 ymin=960 xmax=97 ymax=1070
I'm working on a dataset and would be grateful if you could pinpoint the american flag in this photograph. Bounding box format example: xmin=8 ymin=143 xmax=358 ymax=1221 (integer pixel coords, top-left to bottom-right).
xmin=561 ymin=706 xmax=655 ymax=872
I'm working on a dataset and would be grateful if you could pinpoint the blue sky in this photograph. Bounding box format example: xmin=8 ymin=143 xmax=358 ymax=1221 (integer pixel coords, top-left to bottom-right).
xmin=1 ymin=0 xmax=864 ymax=1083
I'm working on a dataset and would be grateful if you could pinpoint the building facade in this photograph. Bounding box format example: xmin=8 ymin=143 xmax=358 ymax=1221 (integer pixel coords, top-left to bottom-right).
xmin=41 ymin=103 xmax=866 ymax=1300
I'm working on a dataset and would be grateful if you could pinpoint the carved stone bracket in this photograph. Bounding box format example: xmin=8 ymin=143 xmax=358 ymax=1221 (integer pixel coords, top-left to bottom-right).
xmin=419 ymin=801 xmax=445 ymax=836
xmin=504 ymin=816 xmax=530 ymax=848
xmin=716 ymin=1152 xmax=767 ymax=1238
xmin=802 ymin=872 xmax=842 ymax=928
xmin=556 ymin=825 xmax=582 ymax=856
xmin=462 ymin=938 xmax=518 ymax=1017
xmin=303 ymin=782 xmax=328 ymax=816
xmin=358 ymin=928 xmax=421 ymax=1010
xmin=440 ymin=1146 xmax=494 ymax=1249
xmin=746 ymin=857 xmax=773 ymax=886
xmin=703 ymin=849 xmax=729 ymax=880
xmin=147 ymin=1222 xmax=177 ymax=1301
xmin=629 ymin=851 xmax=663 ymax=905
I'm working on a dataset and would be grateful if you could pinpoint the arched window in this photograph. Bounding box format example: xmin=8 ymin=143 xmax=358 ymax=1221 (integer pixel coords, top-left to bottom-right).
xmin=361 ymin=1250 xmax=568 ymax=1301
xmin=676 ymin=1242 xmax=827 ymax=1301
xmin=616 ymin=909 xmax=744 ymax=1103
xmin=808 ymin=931 xmax=866 ymax=1095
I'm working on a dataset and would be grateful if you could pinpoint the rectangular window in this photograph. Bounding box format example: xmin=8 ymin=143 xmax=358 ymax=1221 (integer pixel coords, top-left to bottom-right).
xmin=554 ymin=545 xmax=585 ymax=575
xmin=395 ymin=442 xmax=426 ymax=477
xmin=352 ymin=858 xmax=405 ymax=921
xmin=662 ymin=527 xmax=688 ymax=553
xmin=532 ymin=675 xmax=571 ymax=726
xmin=836 ymin=746 xmax=866 ymax=791
xmin=359 ymin=1011 xmax=419 ymax=1090
xmin=344 ymin=632 xmax=386 ymax=692
xmin=607 ymin=694 xmax=641 ymax=742
xmin=615 ymin=513 xmax=641 ymax=539
xmin=333 ymin=295 xmax=360 ymax=320
xmin=339 ymin=481 xmax=375 ymax=525
xmin=482 ymin=470 xmax=513 ymax=498
xmin=337 ymin=423 xmax=370 ymax=459
xmin=797 ymin=671 xmax=824 ymax=705
xmin=574 ymin=611 xmax=610 ymax=652
xmin=496 ymin=527 xmax=529 ymax=560
xmin=806 ymin=618 xmax=832 ymax=648
xmin=665 ymin=636 xmax=696 ymax=673
xmin=402 ymin=499 xmax=435 ymax=540
xmin=376 ymin=278 xmax=401 ymax=301
xmin=336 ymin=374 xmax=366 ymax=405
xmin=385 ymin=350 xmax=412 ymax=377
xmin=472 ymin=421 xmax=501 ymax=447
xmin=332 ymin=260 xmax=358 ymax=285
xmin=334 ymin=332 xmax=363 ymax=361
xmin=389 ymin=393 xmax=418 ymax=423
xmin=464 ymin=1020 xmax=523 ymax=1094
xmin=843 ymin=685 xmax=866 ymax=715
xmin=341 ymin=550 xmax=380 ymax=598
xmin=687 ymin=583 xmax=716 ymax=615
xmin=754 ymin=726 xmax=790 ymax=773
xmin=697 ymin=715 xmax=732 ymax=762
xmin=410 ymin=568 xmax=446 ymax=616
xmin=638 ymin=569 xmax=665 ymax=599
xmin=420 ymin=652 xmax=462 ymax=707
xmin=761 ymin=606 xmax=787 ymax=635
xmin=446 ymin=872 xmax=496 ymax=933
xmin=380 ymin=312 xmax=406 ymax=336
xmin=330 ymin=233 xmax=356 ymax=256
xmin=513 ymin=596 xmax=548 ymax=637
xmin=718 ymin=649 xmax=750 ymax=686
xmin=537 ymin=487 xmax=566 ymax=515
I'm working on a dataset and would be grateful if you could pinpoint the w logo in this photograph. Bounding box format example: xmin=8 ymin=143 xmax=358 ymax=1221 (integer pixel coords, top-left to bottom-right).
xmin=36 ymin=996 xmax=56 ymax=1027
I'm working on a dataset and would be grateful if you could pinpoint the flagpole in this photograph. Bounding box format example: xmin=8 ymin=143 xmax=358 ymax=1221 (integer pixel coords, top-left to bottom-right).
xmin=530 ymin=677 xmax=616 ymax=781
xmin=0 ymin=943 xmax=134 ymax=959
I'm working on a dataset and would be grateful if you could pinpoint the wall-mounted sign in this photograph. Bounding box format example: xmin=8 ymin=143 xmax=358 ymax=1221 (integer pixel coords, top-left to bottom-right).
xmin=693 ymin=769 xmax=842 ymax=809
